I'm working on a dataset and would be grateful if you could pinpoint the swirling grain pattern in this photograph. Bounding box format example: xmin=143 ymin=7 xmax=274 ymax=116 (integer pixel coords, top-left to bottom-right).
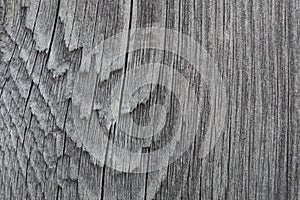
xmin=0 ymin=0 xmax=299 ymax=199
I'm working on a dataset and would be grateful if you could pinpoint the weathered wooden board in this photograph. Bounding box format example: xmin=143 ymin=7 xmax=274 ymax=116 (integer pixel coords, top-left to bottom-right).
xmin=0 ymin=0 xmax=299 ymax=199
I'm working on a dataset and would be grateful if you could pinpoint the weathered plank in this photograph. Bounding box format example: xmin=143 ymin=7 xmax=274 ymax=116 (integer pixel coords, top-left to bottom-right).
xmin=0 ymin=0 xmax=299 ymax=199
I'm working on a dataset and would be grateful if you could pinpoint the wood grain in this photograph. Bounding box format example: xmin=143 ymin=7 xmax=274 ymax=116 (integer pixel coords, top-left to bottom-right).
xmin=0 ymin=0 xmax=299 ymax=199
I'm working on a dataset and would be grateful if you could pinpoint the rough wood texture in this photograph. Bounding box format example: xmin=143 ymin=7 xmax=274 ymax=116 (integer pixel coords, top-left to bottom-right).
xmin=0 ymin=0 xmax=299 ymax=199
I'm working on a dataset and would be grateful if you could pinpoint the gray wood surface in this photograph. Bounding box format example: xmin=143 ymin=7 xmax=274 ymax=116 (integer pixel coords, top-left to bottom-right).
xmin=0 ymin=0 xmax=299 ymax=199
